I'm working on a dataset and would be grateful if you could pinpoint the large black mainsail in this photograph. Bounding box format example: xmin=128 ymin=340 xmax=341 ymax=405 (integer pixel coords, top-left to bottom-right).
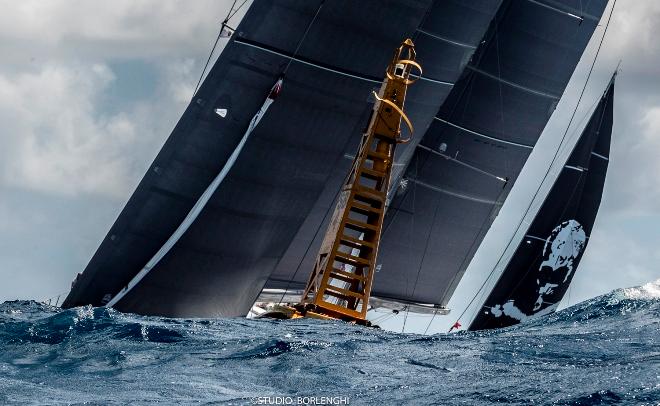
xmin=267 ymin=0 xmax=609 ymax=309
xmin=62 ymin=1 xmax=503 ymax=317
xmin=264 ymin=0 xmax=504 ymax=305
xmin=469 ymin=77 xmax=614 ymax=331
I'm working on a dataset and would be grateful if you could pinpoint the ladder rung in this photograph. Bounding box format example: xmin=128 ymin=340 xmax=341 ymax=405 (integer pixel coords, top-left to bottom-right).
xmin=359 ymin=167 xmax=386 ymax=181
xmin=335 ymin=251 xmax=371 ymax=267
xmin=354 ymin=186 xmax=385 ymax=201
xmin=373 ymin=132 xmax=396 ymax=142
xmin=325 ymin=285 xmax=365 ymax=301
xmin=340 ymin=235 xmax=374 ymax=250
xmin=349 ymin=201 xmax=382 ymax=217
xmin=353 ymin=192 xmax=383 ymax=206
xmin=329 ymin=268 xmax=366 ymax=283
xmin=353 ymin=193 xmax=384 ymax=206
xmin=344 ymin=218 xmax=378 ymax=233
xmin=315 ymin=300 xmax=363 ymax=320
xmin=366 ymin=150 xmax=391 ymax=162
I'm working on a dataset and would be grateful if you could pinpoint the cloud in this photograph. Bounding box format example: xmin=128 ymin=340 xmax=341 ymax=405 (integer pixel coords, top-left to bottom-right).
xmin=0 ymin=61 xmax=190 ymax=198
xmin=0 ymin=0 xmax=240 ymax=65
xmin=0 ymin=63 xmax=126 ymax=197
xmin=0 ymin=2 xmax=245 ymax=302
xmin=571 ymin=211 xmax=660 ymax=305
xmin=634 ymin=106 xmax=660 ymax=197
xmin=605 ymin=1 xmax=660 ymax=73
xmin=0 ymin=1 xmax=245 ymax=200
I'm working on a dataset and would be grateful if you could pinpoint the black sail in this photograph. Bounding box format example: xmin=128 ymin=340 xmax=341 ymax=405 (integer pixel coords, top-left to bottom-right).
xmin=370 ymin=0 xmax=608 ymax=307
xmin=469 ymin=78 xmax=614 ymax=331
xmin=265 ymin=0 xmax=504 ymax=296
xmin=63 ymin=1 xmax=501 ymax=317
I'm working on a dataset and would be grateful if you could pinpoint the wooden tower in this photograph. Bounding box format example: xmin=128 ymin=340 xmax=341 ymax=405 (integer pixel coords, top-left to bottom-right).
xmin=296 ymin=39 xmax=421 ymax=324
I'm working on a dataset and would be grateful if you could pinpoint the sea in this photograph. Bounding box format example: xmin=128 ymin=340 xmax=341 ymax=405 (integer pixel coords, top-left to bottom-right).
xmin=0 ymin=281 xmax=658 ymax=406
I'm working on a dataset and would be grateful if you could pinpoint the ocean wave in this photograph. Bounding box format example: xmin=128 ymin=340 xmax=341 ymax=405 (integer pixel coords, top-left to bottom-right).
xmin=619 ymin=278 xmax=660 ymax=300
xmin=0 ymin=282 xmax=658 ymax=405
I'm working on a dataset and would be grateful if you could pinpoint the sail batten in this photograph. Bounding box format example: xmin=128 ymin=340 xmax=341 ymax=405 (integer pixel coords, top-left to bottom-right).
xmin=433 ymin=117 xmax=535 ymax=148
xmin=466 ymin=66 xmax=562 ymax=100
xmin=525 ymin=0 xmax=601 ymax=22
xmin=234 ymin=38 xmax=383 ymax=84
xmin=416 ymin=29 xmax=478 ymax=50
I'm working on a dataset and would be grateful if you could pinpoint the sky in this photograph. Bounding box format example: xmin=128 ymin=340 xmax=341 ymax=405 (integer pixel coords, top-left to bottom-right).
xmin=0 ymin=1 xmax=658 ymax=334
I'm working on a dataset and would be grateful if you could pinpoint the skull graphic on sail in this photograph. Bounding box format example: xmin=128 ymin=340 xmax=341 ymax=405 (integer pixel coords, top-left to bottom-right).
xmin=490 ymin=220 xmax=587 ymax=322
xmin=534 ymin=220 xmax=587 ymax=310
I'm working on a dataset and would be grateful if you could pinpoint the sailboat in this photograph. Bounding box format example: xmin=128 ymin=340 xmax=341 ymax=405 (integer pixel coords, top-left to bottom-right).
xmin=62 ymin=0 xmax=613 ymax=329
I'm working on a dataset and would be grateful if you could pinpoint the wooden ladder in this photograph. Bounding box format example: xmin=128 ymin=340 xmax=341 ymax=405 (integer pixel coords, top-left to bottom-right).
xmin=299 ymin=39 xmax=421 ymax=323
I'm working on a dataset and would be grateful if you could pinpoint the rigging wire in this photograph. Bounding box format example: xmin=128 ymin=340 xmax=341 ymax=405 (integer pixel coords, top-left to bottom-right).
xmin=371 ymin=309 xmax=400 ymax=325
xmin=191 ymin=0 xmax=246 ymax=99
xmin=403 ymin=8 xmax=511 ymax=309
xmin=226 ymin=0 xmax=250 ymax=21
xmin=396 ymin=0 xmax=515 ymax=315
xmin=276 ymin=181 xmax=342 ymax=305
xmin=450 ymin=0 xmax=618 ymax=333
xmin=406 ymin=157 xmax=420 ymax=299
xmin=402 ymin=306 xmax=410 ymax=333
xmin=191 ymin=28 xmax=223 ymax=99
xmin=42 ymin=291 xmax=68 ymax=307
xmin=423 ymin=307 xmax=439 ymax=334
xmin=270 ymin=0 xmax=364 ymax=306
xmin=283 ymin=1 xmax=325 ymax=75
xmin=408 ymin=3 xmax=514 ymax=333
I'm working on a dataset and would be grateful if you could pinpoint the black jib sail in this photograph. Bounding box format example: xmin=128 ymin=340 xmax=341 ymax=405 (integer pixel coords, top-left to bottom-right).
xmin=266 ymin=0 xmax=609 ymax=309
xmin=469 ymin=77 xmax=614 ymax=331
xmin=62 ymin=1 xmax=502 ymax=317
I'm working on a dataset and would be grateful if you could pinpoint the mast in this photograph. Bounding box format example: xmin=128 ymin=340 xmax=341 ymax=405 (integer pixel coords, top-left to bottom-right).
xmin=291 ymin=39 xmax=421 ymax=324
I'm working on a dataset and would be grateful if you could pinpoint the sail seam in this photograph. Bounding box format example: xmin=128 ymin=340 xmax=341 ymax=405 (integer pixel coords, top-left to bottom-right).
xmin=234 ymin=38 xmax=453 ymax=86
xmin=416 ymin=28 xmax=477 ymax=49
xmin=433 ymin=117 xmax=534 ymax=149
xmin=408 ymin=178 xmax=503 ymax=205
xmin=467 ymin=66 xmax=561 ymax=100
xmin=235 ymin=38 xmax=381 ymax=83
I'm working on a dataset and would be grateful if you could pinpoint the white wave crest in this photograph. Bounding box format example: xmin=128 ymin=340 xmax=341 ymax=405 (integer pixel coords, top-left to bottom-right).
xmin=620 ymin=279 xmax=660 ymax=300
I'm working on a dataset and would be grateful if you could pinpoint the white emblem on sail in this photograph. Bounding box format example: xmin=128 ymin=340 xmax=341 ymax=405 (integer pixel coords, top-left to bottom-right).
xmin=490 ymin=219 xmax=587 ymax=321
